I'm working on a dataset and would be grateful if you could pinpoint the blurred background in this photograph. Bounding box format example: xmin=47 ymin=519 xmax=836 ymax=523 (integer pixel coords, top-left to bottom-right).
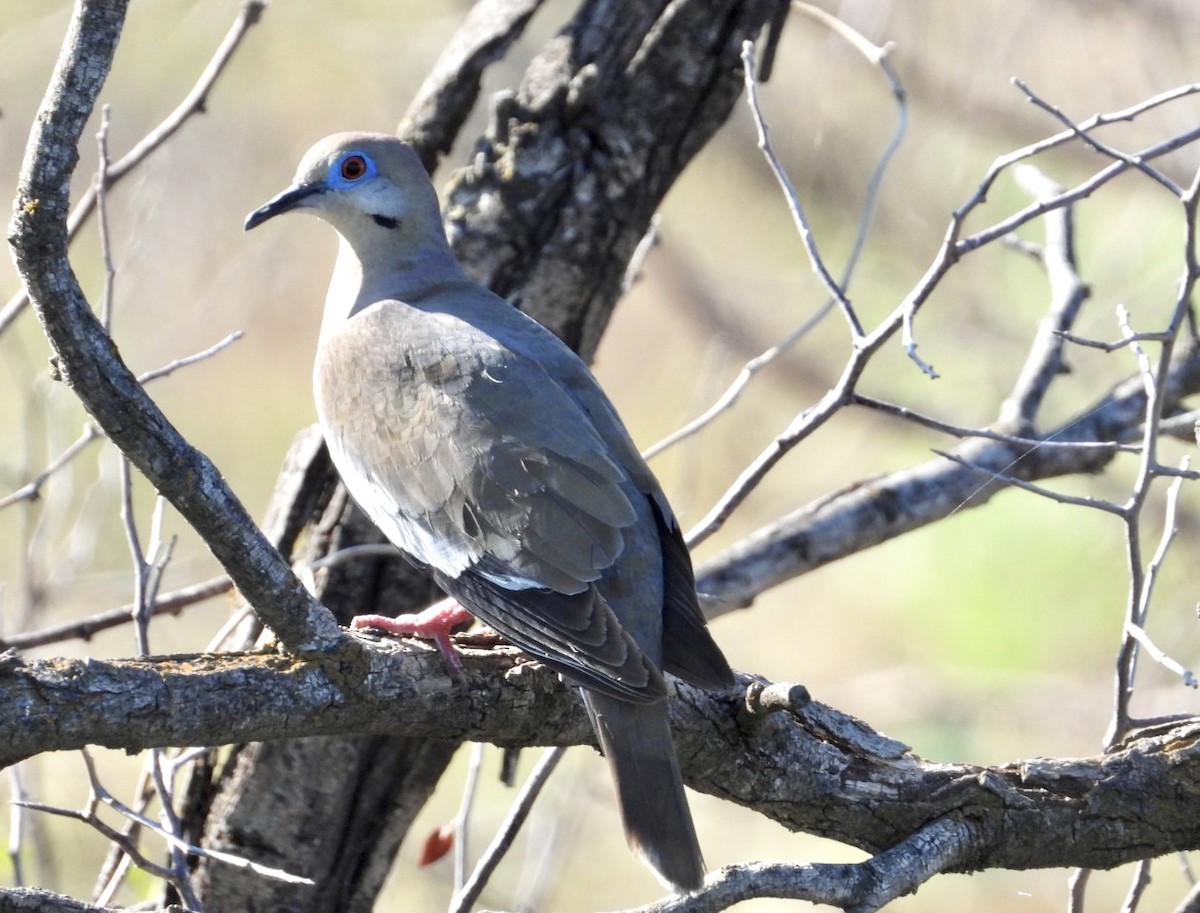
xmin=3 ymin=0 xmax=1200 ymax=910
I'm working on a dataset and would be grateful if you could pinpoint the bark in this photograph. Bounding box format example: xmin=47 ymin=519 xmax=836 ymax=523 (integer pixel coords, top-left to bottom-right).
xmin=5 ymin=651 xmax=1200 ymax=875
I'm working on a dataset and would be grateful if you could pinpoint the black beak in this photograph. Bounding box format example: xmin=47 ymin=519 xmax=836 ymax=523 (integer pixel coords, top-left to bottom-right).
xmin=244 ymin=182 xmax=324 ymax=231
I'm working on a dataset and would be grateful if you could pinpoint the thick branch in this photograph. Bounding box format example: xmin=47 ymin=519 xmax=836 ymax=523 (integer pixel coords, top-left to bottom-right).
xmin=0 ymin=886 xmax=183 ymax=913
xmin=397 ymin=0 xmax=546 ymax=171
xmin=2 ymin=650 xmax=1199 ymax=874
xmin=5 ymin=0 xmax=340 ymax=654
xmin=697 ymin=341 xmax=1200 ymax=612
xmin=446 ymin=0 xmax=777 ymax=359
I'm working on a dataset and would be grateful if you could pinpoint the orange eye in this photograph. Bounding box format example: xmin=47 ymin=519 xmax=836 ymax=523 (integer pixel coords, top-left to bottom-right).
xmin=340 ymin=155 xmax=367 ymax=181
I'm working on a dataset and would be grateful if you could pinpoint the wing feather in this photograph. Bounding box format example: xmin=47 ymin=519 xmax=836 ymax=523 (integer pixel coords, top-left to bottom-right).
xmin=317 ymin=300 xmax=667 ymax=691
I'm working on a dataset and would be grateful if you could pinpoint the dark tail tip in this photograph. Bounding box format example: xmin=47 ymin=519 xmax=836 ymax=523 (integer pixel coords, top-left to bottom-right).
xmin=582 ymin=691 xmax=706 ymax=893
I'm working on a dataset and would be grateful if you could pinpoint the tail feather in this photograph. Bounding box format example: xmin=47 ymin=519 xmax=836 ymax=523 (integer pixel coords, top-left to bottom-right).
xmin=581 ymin=689 xmax=704 ymax=892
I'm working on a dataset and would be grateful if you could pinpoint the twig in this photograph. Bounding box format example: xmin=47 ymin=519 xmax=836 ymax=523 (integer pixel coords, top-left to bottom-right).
xmin=0 ymin=424 xmax=104 ymax=511
xmin=136 ymin=331 xmax=244 ymax=384
xmin=1105 ymin=160 xmax=1200 ymax=748
xmin=14 ymin=800 xmax=177 ymax=883
xmin=147 ymin=747 xmax=201 ymax=909
xmin=647 ymin=8 xmax=906 ymax=461
xmin=1068 ymin=868 xmax=1091 ymax=913
xmin=643 ymin=319 xmax=817 ymax=461
xmin=1179 ymin=853 xmax=1197 ymax=888
xmin=84 ymin=748 xmax=201 ymax=910
xmin=454 ymin=743 xmax=486 ymax=892
xmin=304 ymin=543 xmax=405 ymax=572
xmin=625 ymin=816 xmax=975 ymax=913
xmin=75 ymin=751 xmax=311 ymax=887
xmin=956 ymin=83 xmax=1200 ymax=228
xmin=1124 ymin=622 xmax=1198 ymax=688
xmin=851 ymin=394 xmax=1130 ymax=454
xmin=958 ymin=125 xmax=1200 ymax=256
xmin=448 ymin=747 xmax=565 ymax=913
xmin=931 ymin=450 xmax=1126 ymax=515
xmin=0 ymin=574 xmax=233 ymax=651
xmin=1015 ymin=79 xmax=1181 ymax=197
xmin=118 ymin=454 xmax=149 ymax=656
xmin=1056 ymin=329 xmax=1173 ymax=352
xmin=1120 ymin=859 xmax=1154 ymax=913
xmin=621 ymin=215 xmax=660 ymax=293
xmin=1122 ymin=460 xmax=1197 ymax=688
xmin=1176 ymin=879 xmax=1200 ymax=913
xmin=134 ymin=497 xmax=176 ymax=657
xmin=91 ymin=765 xmax=153 ymax=907
xmin=996 ymin=166 xmax=1089 ymax=432
xmin=0 ymin=0 xmax=267 ymax=338
xmin=0 ymin=332 xmax=244 ymax=514
xmin=6 ymin=767 xmax=27 ymax=887
xmin=94 ymin=106 xmax=116 ymax=332
xmin=739 ymin=40 xmax=862 ymax=339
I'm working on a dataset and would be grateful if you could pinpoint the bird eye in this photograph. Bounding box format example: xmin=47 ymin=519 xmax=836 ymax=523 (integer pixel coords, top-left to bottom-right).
xmin=340 ymin=155 xmax=368 ymax=181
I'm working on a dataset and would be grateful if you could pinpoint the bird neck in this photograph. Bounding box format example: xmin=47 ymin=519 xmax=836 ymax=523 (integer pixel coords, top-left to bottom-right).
xmin=321 ymin=233 xmax=470 ymax=339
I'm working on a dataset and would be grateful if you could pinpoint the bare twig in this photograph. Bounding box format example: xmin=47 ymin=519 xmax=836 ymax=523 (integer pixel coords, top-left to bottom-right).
xmin=448 ymin=747 xmax=565 ymax=913
xmin=1124 ymin=462 xmax=1197 ymax=688
xmin=304 ymin=543 xmax=405 ymax=572
xmin=454 ymin=743 xmax=487 ymax=893
xmin=627 ymin=816 xmax=975 ymax=913
xmin=94 ymin=106 xmax=115 ymax=332
xmin=91 ymin=766 xmax=152 ymax=907
xmin=0 ymin=0 xmax=267 ymax=337
xmin=0 ymin=331 xmax=244 ymax=515
xmin=118 ymin=455 xmax=148 ymax=655
xmin=1176 ymin=878 xmax=1200 ymax=913
xmin=956 ymin=83 xmax=1200 ymax=229
xmin=851 ymin=394 xmax=1130 ymax=454
xmin=1105 ymin=161 xmax=1200 ymax=748
xmin=69 ymin=750 xmax=311 ymax=888
xmin=621 ymin=215 xmax=660 ymax=294
xmin=1015 ymin=79 xmax=1181 ymax=197
xmin=136 ymin=331 xmax=244 ymax=385
xmin=1120 ymin=859 xmax=1154 ymax=913
xmin=997 ymin=166 xmax=1089 ymax=432
xmin=739 ymin=40 xmax=862 ymax=339
xmin=6 ymin=767 xmax=27 ymax=887
xmin=0 ymin=424 xmax=104 ymax=511
xmin=0 ymin=575 xmax=233 ymax=651
xmin=147 ymin=747 xmax=201 ymax=910
xmin=1068 ymin=867 xmax=1092 ymax=913
xmin=1056 ymin=329 xmax=1173 ymax=352
xmin=646 ymin=8 xmax=906 ymax=461
xmin=958 ymin=125 xmax=1200 ymax=256
xmin=931 ymin=449 xmax=1125 ymax=515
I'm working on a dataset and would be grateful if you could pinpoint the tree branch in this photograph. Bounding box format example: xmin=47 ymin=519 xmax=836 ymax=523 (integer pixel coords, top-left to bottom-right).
xmin=5 ymin=0 xmax=342 ymax=655
xmin=3 ymin=649 xmax=1200 ymax=877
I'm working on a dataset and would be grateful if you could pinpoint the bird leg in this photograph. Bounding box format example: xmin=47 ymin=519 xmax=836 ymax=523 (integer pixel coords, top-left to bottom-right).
xmin=351 ymin=597 xmax=475 ymax=674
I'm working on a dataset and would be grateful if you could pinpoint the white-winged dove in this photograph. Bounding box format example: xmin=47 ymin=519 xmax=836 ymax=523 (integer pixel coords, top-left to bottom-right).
xmin=245 ymin=133 xmax=734 ymax=892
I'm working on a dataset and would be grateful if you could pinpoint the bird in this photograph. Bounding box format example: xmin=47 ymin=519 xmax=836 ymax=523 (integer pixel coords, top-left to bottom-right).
xmin=245 ymin=132 xmax=734 ymax=892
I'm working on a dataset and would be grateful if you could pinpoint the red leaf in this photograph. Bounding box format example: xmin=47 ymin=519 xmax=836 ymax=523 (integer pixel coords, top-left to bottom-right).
xmin=418 ymin=823 xmax=456 ymax=866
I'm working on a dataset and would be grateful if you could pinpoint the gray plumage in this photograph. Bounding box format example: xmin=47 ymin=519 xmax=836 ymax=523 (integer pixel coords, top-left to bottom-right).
xmin=245 ymin=132 xmax=734 ymax=892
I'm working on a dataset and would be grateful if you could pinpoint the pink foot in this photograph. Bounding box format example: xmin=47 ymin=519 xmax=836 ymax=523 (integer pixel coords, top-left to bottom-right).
xmin=352 ymin=597 xmax=475 ymax=675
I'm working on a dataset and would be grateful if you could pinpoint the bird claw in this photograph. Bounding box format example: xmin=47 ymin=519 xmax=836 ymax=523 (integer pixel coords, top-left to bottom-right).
xmin=351 ymin=597 xmax=475 ymax=676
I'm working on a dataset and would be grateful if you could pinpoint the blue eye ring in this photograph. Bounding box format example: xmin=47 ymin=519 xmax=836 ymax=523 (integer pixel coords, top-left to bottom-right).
xmin=330 ymin=152 xmax=376 ymax=187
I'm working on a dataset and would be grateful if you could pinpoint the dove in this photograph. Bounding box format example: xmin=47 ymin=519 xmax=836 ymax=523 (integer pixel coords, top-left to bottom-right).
xmin=245 ymin=132 xmax=734 ymax=892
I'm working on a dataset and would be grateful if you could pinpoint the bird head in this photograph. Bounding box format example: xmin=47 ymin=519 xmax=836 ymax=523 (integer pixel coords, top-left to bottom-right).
xmin=244 ymin=132 xmax=443 ymax=253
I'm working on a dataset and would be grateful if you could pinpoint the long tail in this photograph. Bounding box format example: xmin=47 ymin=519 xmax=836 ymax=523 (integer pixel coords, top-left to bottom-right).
xmin=581 ymin=689 xmax=704 ymax=892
